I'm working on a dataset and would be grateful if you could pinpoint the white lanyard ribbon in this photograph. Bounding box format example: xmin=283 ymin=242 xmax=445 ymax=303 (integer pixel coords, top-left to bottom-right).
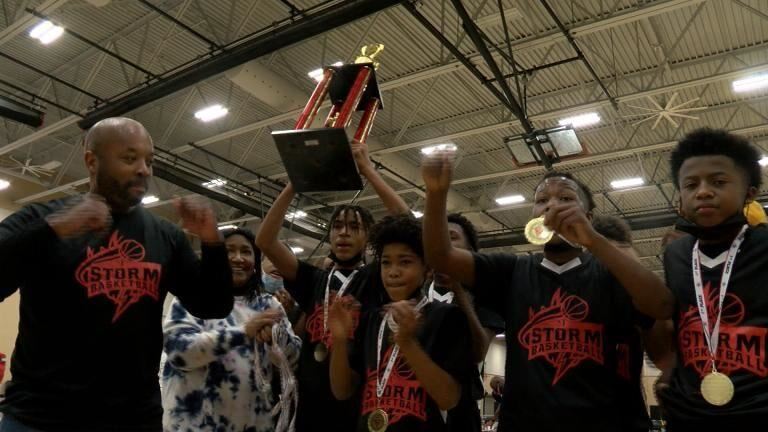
xmin=252 ymin=312 xmax=298 ymax=432
xmin=427 ymin=281 xmax=454 ymax=304
xmin=692 ymin=224 xmax=748 ymax=368
xmin=376 ymin=297 xmax=428 ymax=398
xmin=323 ymin=266 xmax=359 ymax=335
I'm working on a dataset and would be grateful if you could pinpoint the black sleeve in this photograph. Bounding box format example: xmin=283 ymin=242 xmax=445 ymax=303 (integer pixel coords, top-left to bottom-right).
xmin=431 ymin=306 xmax=474 ymax=386
xmin=471 ymin=252 xmax=517 ymax=319
xmin=284 ymin=260 xmax=325 ymax=312
xmin=349 ymin=309 xmax=372 ymax=377
xmin=0 ymin=203 xmax=59 ymax=301
xmin=167 ymin=227 xmax=233 ymax=319
xmin=606 ymin=270 xmax=656 ymax=330
xmin=476 ymin=305 xmax=505 ymax=335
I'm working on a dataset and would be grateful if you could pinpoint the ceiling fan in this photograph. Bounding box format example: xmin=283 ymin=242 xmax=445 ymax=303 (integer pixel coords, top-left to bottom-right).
xmin=623 ymin=92 xmax=708 ymax=129
xmin=4 ymin=156 xmax=62 ymax=177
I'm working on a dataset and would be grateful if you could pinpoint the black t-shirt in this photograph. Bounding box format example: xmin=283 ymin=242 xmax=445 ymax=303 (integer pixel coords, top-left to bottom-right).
xmin=350 ymin=301 xmax=474 ymax=432
xmin=284 ymin=260 xmax=381 ymax=431
xmin=0 ymin=197 xmax=233 ymax=432
xmin=615 ymin=327 xmax=651 ymax=432
xmin=660 ymin=227 xmax=768 ymax=427
xmin=430 ymin=283 xmax=505 ymax=432
xmin=473 ymin=252 xmax=653 ymax=432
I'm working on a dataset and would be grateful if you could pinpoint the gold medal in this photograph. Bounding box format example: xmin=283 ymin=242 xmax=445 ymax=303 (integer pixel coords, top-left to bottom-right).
xmin=367 ymin=408 xmax=389 ymax=432
xmin=314 ymin=343 xmax=328 ymax=362
xmin=525 ymin=217 xmax=554 ymax=245
xmin=701 ymin=371 xmax=734 ymax=406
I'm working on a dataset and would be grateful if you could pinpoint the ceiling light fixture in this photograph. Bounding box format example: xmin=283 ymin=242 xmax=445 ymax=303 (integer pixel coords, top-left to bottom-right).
xmin=733 ymin=74 xmax=768 ymax=93
xmin=29 ymin=21 xmax=64 ymax=44
xmin=421 ymin=143 xmax=457 ymax=155
xmin=495 ymin=194 xmax=525 ymax=205
xmin=202 ymin=178 xmax=227 ymax=188
xmin=308 ymin=61 xmax=344 ymax=82
xmin=610 ymin=177 xmax=644 ymax=189
xmin=287 ymin=210 xmax=307 ymax=219
xmin=141 ymin=195 xmax=159 ymax=205
xmin=194 ymin=104 xmax=228 ymax=122
xmin=558 ymin=112 xmax=601 ymax=128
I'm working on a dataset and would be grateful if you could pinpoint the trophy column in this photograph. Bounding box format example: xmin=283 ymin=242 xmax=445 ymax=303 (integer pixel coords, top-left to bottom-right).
xmin=271 ymin=44 xmax=385 ymax=193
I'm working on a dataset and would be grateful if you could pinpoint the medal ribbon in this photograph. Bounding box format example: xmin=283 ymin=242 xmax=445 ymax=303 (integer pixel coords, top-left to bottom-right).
xmin=427 ymin=281 xmax=454 ymax=304
xmin=323 ymin=266 xmax=359 ymax=336
xmin=376 ymin=297 xmax=429 ymax=398
xmin=692 ymin=224 xmax=748 ymax=371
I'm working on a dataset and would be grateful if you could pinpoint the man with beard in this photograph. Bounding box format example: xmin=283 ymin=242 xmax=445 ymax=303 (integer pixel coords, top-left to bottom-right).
xmin=0 ymin=117 xmax=233 ymax=432
xmin=255 ymin=140 xmax=409 ymax=431
xmin=421 ymin=150 xmax=673 ymax=432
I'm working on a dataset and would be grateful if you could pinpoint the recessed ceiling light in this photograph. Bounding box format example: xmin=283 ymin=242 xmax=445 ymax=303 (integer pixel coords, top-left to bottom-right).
xmin=558 ymin=112 xmax=601 ymax=128
xmin=194 ymin=104 xmax=228 ymax=122
xmin=287 ymin=210 xmax=307 ymax=219
xmin=421 ymin=143 xmax=457 ymax=155
xmin=495 ymin=194 xmax=525 ymax=205
xmin=759 ymin=156 xmax=768 ymax=167
xmin=733 ymin=74 xmax=768 ymax=93
xmin=29 ymin=21 xmax=64 ymax=44
xmin=202 ymin=178 xmax=227 ymax=188
xmin=290 ymin=246 xmax=305 ymax=254
xmin=610 ymin=177 xmax=644 ymax=189
xmin=412 ymin=210 xmax=423 ymax=218
xmin=141 ymin=195 xmax=159 ymax=205
xmin=308 ymin=61 xmax=343 ymax=82
xmin=0 ymin=179 xmax=9 ymax=190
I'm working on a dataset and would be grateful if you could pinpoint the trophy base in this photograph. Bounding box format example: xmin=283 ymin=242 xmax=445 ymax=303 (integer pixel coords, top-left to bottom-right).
xmin=272 ymin=128 xmax=364 ymax=193
xmin=328 ymin=63 xmax=384 ymax=111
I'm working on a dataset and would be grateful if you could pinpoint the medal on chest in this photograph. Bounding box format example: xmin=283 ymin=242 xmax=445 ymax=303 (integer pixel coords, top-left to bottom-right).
xmin=691 ymin=225 xmax=747 ymax=406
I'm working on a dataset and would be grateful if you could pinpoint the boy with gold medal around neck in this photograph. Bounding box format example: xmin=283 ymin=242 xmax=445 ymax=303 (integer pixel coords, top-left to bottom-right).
xmin=420 ymin=148 xmax=673 ymax=432
xmin=657 ymin=128 xmax=768 ymax=431
xmin=255 ymin=140 xmax=410 ymax=432
xmin=328 ymin=215 xmax=474 ymax=432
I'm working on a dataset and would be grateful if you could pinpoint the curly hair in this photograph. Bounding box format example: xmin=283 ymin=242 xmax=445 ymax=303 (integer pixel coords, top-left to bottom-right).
xmin=328 ymin=205 xmax=375 ymax=234
xmin=535 ymin=171 xmax=597 ymax=211
xmin=670 ymin=128 xmax=762 ymax=190
xmin=447 ymin=212 xmax=479 ymax=251
xmin=592 ymin=214 xmax=632 ymax=246
xmin=367 ymin=214 xmax=423 ymax=259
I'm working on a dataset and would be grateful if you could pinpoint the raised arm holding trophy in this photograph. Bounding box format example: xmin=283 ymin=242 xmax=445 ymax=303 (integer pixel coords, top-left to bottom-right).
xmin=272 ymin=44 xmax=385 ymax=192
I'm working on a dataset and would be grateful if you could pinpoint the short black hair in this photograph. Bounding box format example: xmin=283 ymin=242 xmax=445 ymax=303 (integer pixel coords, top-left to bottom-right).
xmin=447 ymin=213 xmax=479 ymax=251
xmin=368 ymin=214 xmax=423 ymax=260
xmin=328 ymin=205 xmax=375 ymax=234
xmin=535 ymin=171 xmax=596 ymax=212
xmin=670 ymin=128 xmax=762 ymax=190
xmin=592 ymin=214 xmax=632 ymax=245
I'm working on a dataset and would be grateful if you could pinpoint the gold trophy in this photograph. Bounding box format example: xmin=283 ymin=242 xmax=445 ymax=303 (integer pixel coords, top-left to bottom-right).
xmin=271 ymin=44 xmax=385 ymax=192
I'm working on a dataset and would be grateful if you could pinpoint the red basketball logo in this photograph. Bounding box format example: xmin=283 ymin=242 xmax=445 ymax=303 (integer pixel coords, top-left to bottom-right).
xmin=561 ymin=295 xmax=589 ymax=321
xmin=720 ymin=294 xmax=745 ymax=326
xmin=119 ymin=239 xmax=145 ymax=261
xmin=393 ymin=350 xmax=416 ymax=380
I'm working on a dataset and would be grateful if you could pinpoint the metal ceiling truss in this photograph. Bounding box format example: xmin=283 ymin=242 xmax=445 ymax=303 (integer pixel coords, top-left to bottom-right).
xmin=77 ymin=0 xmax=406 ymax=129
xmin=538 ymin=0 xmax=619 ymax=110
xmin=0 ymin=0 xmax=704 ymax=162
xmin=152 ymin=146 xmax=326 ymax=241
